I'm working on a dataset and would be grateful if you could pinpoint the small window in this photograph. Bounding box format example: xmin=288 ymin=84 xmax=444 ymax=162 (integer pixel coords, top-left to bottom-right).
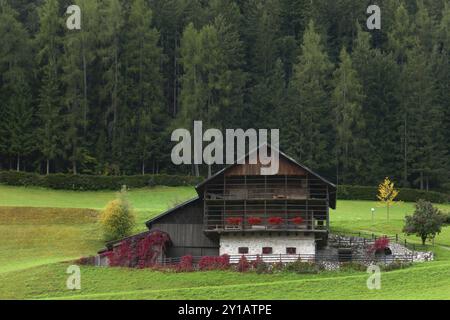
xmin=262 ymin=247 xmax=273 ymax=254
xmin=286 ymin=247 xmax=296 ymax=254
xmin=238 ymin=247 xmax=249 ymax=254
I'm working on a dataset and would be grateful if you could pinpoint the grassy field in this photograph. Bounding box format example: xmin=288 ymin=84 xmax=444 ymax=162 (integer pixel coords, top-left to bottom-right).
xmin=0 ymin=185 xmax=449 ymax=299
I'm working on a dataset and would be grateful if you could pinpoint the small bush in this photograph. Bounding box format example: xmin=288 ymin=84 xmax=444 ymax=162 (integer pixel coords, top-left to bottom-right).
xmin=370 ymin=236 xmax=390 ymax=254
xmin=251 ymin=255 xmax=269 ymax=274
xmin=198 ymin=255 xmax=230 ymax=271
xmin=237 ymin=255 xmax=250 ymax=272
xmin=177 ymin=255 xmax=194 ymax=272
xmin=443 ymin=213 xmax=450 ymax=225
xmin=100 ymin=187 xmax=136 ymax=242
xmin=340 ymin=262 xmax=368 ymax=272
xmin=284 ymin=259 xmax=320 ymax=274
xmin=380 ymin=260 xmax=412 ymax=272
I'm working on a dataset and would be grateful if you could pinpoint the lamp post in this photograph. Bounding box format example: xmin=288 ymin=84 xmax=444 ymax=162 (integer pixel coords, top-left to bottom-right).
xmin=371 ymin=208 xmax=375 ymax=223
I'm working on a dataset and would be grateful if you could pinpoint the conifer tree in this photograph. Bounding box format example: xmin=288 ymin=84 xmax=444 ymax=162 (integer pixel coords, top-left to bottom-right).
xmin=352 ymin=25 xmax=401 ymax=183
xmin=0 ymin=1 xmax=34 ymax=171
xmin=284 ymin=20 xmax=332 ymax=171
xmin=124 ymin=0 xmax=166 ymax=174
xmin=97 ymin=0 xmax=124 ymax=168
xmin=331 ymin=48 xmax=366 ymax=184
xmin=36 ymin=0 xmax=63 ymax=174
xmin=62 ymin=0 xmax=99 ymax=174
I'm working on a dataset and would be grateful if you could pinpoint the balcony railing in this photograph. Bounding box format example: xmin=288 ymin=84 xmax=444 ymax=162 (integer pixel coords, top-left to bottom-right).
xmin=204 ymin=217 xmax=327 ymax=232
xmin=204 ymin=175 xmax=328 ymax=201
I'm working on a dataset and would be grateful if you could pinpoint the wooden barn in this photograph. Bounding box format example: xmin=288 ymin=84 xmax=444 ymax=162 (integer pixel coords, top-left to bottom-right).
xmin=143 ymin=145 xmax=337 ymax=260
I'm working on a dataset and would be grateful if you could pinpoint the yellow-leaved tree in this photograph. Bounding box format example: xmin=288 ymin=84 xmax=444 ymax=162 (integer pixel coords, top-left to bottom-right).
xmin=100 ymin=186 xmax=136 ymax=242
xmin=377 ymin=177 xmax=399 ymax=221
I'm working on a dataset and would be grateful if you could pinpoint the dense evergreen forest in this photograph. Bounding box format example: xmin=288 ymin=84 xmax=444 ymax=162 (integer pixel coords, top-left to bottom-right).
xmin=0 ymin=0 xmax=448 ymax=191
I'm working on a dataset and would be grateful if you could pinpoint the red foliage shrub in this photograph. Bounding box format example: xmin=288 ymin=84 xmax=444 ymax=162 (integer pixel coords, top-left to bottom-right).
xmin=107 ymin=239 xmax=134 ymax=267
xmin=268 ymin=216 xmax=283 ymax=225
xmin=105 ymin=231 xmax=171 ymax=268
xmin=373 ymin=236 xmax=390 ymax=252
xmin=177 ymin=255 xmax=194 ymax=272
xmin=367 ymin=236 xmax=390 ymax=254
xmin=225 ymin=217 xmax=243 ymax=225
xmin=198 ymin=254 xmax=230 ymax=271
xmin=237 ymin=255 xmax=250 ymax=272
xmin=251 ymin=255 xmax=263 ymax=268
xmin=290 ymin=217 xmax=304 ymax=225
xmin=247 ymin=217 xmax=263 ymax=225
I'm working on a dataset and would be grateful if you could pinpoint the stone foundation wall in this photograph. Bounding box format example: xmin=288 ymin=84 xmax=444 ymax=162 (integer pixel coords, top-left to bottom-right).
xmin=219 ymin=234 xmax=316 ymax=256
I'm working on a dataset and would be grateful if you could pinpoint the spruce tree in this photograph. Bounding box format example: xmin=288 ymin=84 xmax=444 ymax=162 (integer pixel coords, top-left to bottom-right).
xmin=95 ymin=0 xmax=125 ymax=171
xmin=400 ymin=42 xmax=447 ymax=189
xmin=124 ymin=0 xmax=165 ymax=174
xmin=0 ymin=1 xmax=34 ymax=171
xmin=331 ymin=47 xmax=366 ymax=184
xmin=36 ymin=0 xmax=63 ymax=174
xmin=62 ymin=0 xmax=98 ymax=174
xmin=284 ymin=20 xmax=333 ymax=171
xmin=352 ymin=25 xmax=401 ymax=184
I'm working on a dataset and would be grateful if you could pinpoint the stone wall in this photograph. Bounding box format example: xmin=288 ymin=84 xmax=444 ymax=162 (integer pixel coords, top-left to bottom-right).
xmin=219 ymin=233 xmax=316 ymax=256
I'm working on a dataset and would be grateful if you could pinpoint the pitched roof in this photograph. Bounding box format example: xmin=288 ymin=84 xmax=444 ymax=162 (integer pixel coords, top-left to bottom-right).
xmin=195 ymin=143 xmax=336 ymax=192
xmin=145 ymin=196 xmax=200 ymax=229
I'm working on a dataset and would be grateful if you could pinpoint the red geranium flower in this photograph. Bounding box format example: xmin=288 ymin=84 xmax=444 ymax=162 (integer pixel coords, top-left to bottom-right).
xmin=268 ymin=216 xmax=283 ymax=225
xmin=247 ymin=217 xmax=263 ymax=225
xmin=225 ymin=217 xmax=243 ymax=225
xmin=290 ymin=217 xmax=304 ymax=225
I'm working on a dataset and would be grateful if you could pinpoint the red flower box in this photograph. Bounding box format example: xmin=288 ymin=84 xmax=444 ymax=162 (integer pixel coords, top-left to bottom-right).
xmin=247 ymin=217 xmax=263 ymax=225
xmin=290 ymin=217 xmax=304 ymax=225
xmin=225 ymin=217 xmax=243 ymax=225
xmin=268 ymin=216 xmax=283 ymax=225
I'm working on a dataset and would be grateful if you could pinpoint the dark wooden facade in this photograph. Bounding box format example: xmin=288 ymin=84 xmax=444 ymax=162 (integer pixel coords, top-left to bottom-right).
xmin=145 ymin=146 xmax=337 ymax=258
xmin=146 ymin=198 xmax=219 ymax=257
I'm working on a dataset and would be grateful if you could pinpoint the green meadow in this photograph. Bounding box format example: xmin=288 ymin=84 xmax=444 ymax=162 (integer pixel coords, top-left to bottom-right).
xmin=0 ymin=185 xmax=449 ymax=299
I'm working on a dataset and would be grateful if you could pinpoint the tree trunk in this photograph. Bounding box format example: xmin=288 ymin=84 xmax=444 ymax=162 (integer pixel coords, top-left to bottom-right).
xmin=16 ymin=154 xmax=20 ymax=172
xmin=142 ymin=160 xmax=145 ymax=176
xmin=403 ymin=117 xmax=408 ymax=185
xmin=173 ymin=31 xmax=178 ymax=117
xmin=73 ymin=160 xmax=77 ymax=175
xmin=420 ymin=171 xmax=423 ymax=190
xmin=421 ymin=235 xmax=426 ymax=246
xmin=194 ymin=164 xmax=200 ymax=177
xmin=46 ymin=159 xmax=50 ymax=175
xmin=82 ymin=43 xmax=88 ymax=134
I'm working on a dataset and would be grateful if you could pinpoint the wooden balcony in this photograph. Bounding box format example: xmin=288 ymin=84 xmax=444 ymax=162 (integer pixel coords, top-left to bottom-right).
xmin=204 ymin=175 xmax=328 ymax=201
xmin=203 ymin=200 xmax=329 ymax=233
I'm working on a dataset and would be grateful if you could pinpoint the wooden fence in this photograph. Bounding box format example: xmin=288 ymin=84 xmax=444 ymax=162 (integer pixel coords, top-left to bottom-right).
xmin=331 ymin=230 xmax=432 ymax=252
xmin=159 ymin=253 xmax=414 ymax=266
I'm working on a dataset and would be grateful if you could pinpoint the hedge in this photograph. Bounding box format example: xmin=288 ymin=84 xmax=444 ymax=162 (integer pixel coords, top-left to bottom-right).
xmin=0 ymin=171 xmax=448 ymax=203
xmin=0 ymin=171 xmax=203 ymax=191
xmin=337 ymin=185 xmax=449 ymax=204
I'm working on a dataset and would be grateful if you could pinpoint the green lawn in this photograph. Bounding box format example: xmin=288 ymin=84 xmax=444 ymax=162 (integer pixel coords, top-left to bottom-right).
xmin=331 ymin=200 xmax=450 ymax=252
xmin=0 ymin=184 xmax=449 ymax=299
xmin=1 ymin=261 xmax=449 ymax=299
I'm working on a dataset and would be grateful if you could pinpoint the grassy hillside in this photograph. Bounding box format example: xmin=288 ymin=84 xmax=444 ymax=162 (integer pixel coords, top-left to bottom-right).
xmin=1 ymin=261 xmax=450 ymax=300
xmin=0 ymin=185 xmax=449 ymax=299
